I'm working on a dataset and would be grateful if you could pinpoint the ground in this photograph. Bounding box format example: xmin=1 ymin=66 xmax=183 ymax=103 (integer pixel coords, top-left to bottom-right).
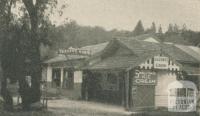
xmin=48 ymin=97 xmax=131 ymax=116
xmin=0 ymin=88 xmax=131 ymax=116
xmin=0 ymin=88 xmax=199 ymax=116
xmin=0 ymin=97 xmax=130 ymax=116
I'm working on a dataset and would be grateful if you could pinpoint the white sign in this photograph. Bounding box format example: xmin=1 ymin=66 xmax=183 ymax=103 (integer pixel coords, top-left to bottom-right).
xmin=58 ymin=47 xmax=91 ymax=56
xmin=154 ymin=56 xmax=169 ymax=69
xmin=134 ymin=70 xmax=157 ymax=85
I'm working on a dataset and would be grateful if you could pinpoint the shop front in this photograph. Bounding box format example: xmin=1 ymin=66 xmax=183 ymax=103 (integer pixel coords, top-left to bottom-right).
xmin=82 ymin=38 xmax=200 ymax=111
xmin=82 ymin=70 xmax=125 ymax=105
xmin=131 ymin=70 xmax=157 ymax=109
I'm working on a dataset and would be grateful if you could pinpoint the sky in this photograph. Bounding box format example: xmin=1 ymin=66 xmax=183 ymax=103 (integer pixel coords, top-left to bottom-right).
xmin=51 ymin=0 xmax=200 ymax=32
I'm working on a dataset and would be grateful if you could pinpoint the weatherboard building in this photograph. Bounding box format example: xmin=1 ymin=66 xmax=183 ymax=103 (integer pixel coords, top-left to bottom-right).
xmin=42 ymin=42 xmax=108 ymax=98
xmin=42 ymin=35 xmax=200 ymax=111
xmin=82 ymin=37 xmax=200 ymax=111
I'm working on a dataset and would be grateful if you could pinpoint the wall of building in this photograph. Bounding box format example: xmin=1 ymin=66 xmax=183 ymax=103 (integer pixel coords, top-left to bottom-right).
xmin=155 ymin=71 xmax=177 ymax=108
xmin=43 ymin=64 xmax=83 ymax=90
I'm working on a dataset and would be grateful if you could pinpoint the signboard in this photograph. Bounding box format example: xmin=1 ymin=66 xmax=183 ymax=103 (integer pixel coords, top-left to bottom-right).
xmin=133 ymin=70 xmax=157 ymax=85
xmin=154 ymin=56 xmax=169 ymax=69
xmin=58 ymin=47 xmax=91 ymax=56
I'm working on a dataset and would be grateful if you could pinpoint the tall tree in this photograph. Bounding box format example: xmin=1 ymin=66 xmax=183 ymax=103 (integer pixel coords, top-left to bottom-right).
xmin=0 ymin=0 xmax=16 ymax=111
xmin=145 ymin=22 xmax=156 ymax=34
xmin=157 ymin=24 xmax=164 ymax=42
xmin=0 ymin=0 xmax=65 ymax=110
xmin=182 ymin=24 xmax=187 ymax=32
xmin=173 ymin=24 xmax=179 ymax=33
xmin=166 ymin=23 xmax=174 ymax=34
xmin=133 ymin=20 xmax=144 ymax=36
xmin=150 ymin=22 xmax=156 ymax=33
xmin=158 ymin=24 xmax=163 ymax=34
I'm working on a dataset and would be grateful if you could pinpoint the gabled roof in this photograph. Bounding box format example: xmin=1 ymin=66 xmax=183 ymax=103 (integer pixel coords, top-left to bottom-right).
xmin=85 ymin=38 xmax=200 ymax=70
xmin=80 ymin=42 xmax=109 ymax=55
xmin=163 ymin=34 xmax=193 ymax=45
xmin=86 ymin=55 xmax=140 ymax=70
xmin=118 ymin=38 xmax=160 ymax=55
xmin=44 ymin=42 xmax=108 ymax=64
xmin=133 ymin=34 xmax=161 ymax=43
xmin=118 ymin=39 xmax=198 ymax=63
xmin=175 ymin=45 xmax=200 ymax=62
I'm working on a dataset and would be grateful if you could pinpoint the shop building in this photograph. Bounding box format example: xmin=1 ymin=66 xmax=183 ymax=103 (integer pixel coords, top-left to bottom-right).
xmin=42 ymin=42 xmax=108 ymax=91
xmin=82 ymin=38 xmax=200 ymax=111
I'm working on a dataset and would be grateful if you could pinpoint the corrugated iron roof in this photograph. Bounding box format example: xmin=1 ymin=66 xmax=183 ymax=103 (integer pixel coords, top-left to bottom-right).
xmin=175 ymin=45 xmax=200 ymax=62
xmin=85 ymin=38 xmax=200 ymax=70
xmin=80 ymin=42 xmax=109 ymax=55
xmin=44 ymin=42 xmax=108 ymax=64
xmin=119 ymin=39 xmax=198 ymax=63
xmin=86 ymin=55 xmax=140 ymax=70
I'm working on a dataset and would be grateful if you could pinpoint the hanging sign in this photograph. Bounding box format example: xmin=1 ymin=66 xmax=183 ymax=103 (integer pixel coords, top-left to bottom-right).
xmin=133 ymin=70 xmax=157 ymax=85
xmin=154 ymin=56 xmax=169 ymax=69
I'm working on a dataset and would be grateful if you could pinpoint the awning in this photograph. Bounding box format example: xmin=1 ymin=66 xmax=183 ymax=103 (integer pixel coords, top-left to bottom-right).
xmin=182 ymin=65 xmax=200 ymax=76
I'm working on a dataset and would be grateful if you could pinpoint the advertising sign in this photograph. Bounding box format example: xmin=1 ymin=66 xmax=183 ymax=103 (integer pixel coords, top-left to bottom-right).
xmin=154 ymin=56 xmax=169 ymax=69
xmin=58 ymin=47 xmax=91 ymax=55
xmin=133 ymin=70 xmax=157 ymax=85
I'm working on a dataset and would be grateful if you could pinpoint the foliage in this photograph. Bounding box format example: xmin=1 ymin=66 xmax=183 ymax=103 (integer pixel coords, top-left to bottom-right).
xmin=132 ymin=20 xmax=145 ymax=36
xmin=43 ymin=20 xmax=200 ymax=59
xmin=0 ymin=0 xmax=66 ymax=111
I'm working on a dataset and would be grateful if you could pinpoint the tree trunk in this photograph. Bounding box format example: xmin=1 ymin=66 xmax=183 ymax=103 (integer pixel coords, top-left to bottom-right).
xmin=22 ymin=0 xmax=42 ymax=105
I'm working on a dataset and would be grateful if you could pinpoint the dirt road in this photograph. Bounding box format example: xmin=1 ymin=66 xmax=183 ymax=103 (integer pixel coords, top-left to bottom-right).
xmin=48 ymin=98 xmax=132 ymax=116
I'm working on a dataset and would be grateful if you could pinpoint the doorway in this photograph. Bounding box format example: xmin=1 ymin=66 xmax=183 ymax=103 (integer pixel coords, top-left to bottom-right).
xmin=132 ymin=85 xmax=155 ymax=109
xmin=52 ymin=68 xmax=61 ymax=87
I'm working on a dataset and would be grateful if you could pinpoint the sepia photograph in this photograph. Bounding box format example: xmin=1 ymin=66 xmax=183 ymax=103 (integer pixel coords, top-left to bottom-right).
xmin=0 ymin=0 xmax=200 ymax=116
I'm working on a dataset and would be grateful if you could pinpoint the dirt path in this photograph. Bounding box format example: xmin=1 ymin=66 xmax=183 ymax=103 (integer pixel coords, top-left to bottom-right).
xmin=48 ymin=98 xmax=132 ymax=116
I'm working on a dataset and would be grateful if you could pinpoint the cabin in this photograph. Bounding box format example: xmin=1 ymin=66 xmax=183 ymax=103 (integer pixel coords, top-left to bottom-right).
xmin=82 ymin=38 xmax=200 ymax=111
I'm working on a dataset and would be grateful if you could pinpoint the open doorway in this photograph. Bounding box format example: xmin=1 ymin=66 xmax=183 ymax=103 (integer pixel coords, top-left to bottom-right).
xmin=52 ymin=68 xmax=61 ymax=87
